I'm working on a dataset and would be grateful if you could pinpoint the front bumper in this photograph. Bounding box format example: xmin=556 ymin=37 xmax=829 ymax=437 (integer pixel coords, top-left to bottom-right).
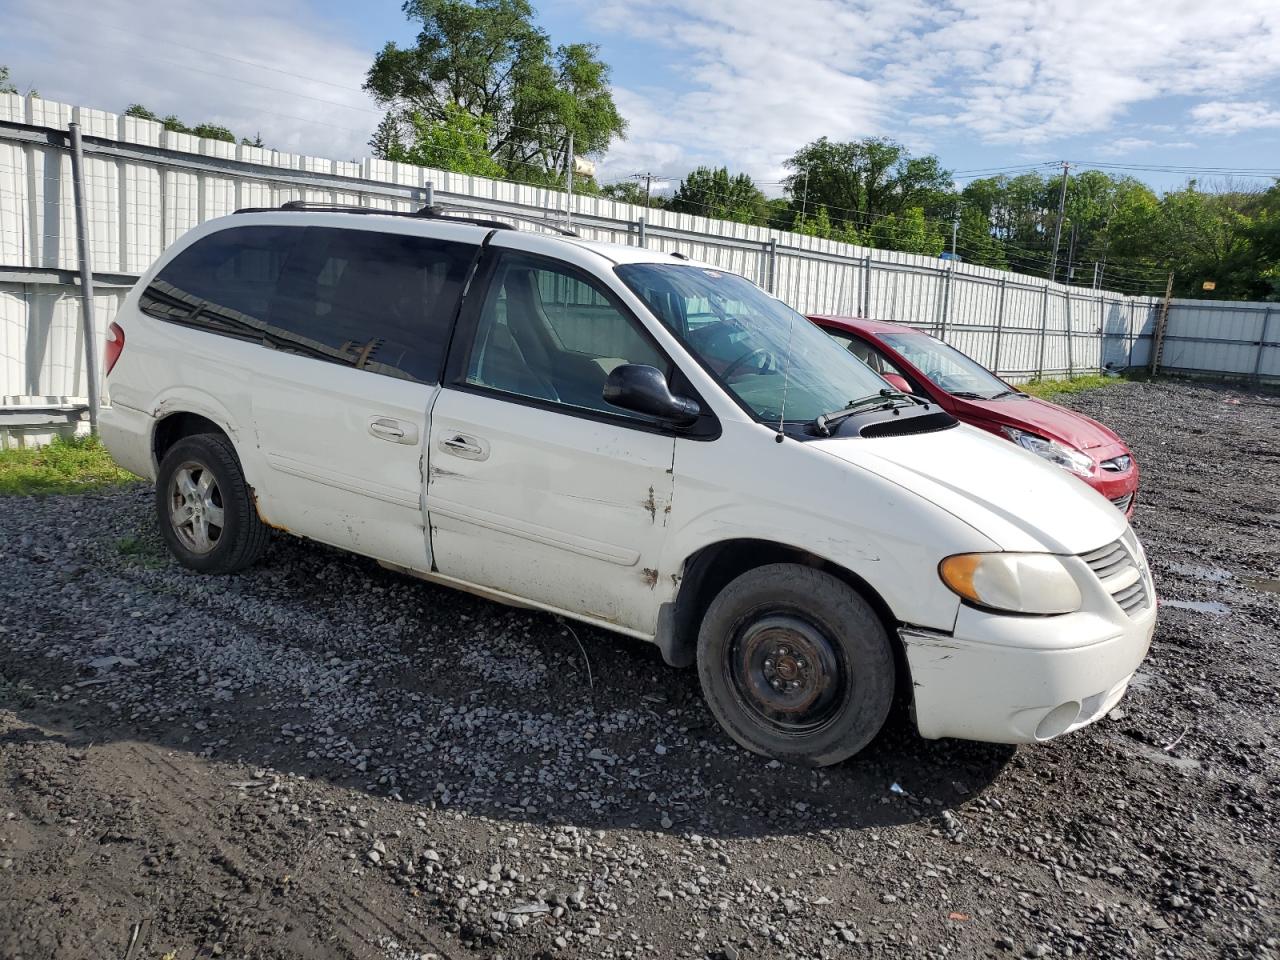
xmin=902 ymin=549 xmax=1157 ymax=743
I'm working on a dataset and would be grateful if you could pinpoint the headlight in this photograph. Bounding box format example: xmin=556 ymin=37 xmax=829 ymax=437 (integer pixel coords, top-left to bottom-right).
xmin=939 ymin=553 xmax=1082 ymax=614
xmin=1002 ymin=427 xmax=1093 ymax=477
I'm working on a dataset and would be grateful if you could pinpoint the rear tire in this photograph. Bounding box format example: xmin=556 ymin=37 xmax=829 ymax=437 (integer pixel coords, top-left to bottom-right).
xmin=156 ymin=433 xmax=269 ymax=574
xmin=696 ymin=563 xmax=895 ymax=767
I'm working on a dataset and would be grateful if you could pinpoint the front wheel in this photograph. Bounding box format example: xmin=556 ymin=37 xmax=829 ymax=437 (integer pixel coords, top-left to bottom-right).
xmin=155 ymin=433 xmax=269 ymax=574
xmin=696 ymin=563 xmax=895 ymax=766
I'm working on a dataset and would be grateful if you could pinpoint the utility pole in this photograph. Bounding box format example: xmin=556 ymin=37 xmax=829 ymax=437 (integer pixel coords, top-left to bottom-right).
xmin=631 ymin=172 xmax=657 ymax=209
xmin=950 ymin=214 xmax=959 ymax=258
xmin=800 ymin=171 xmax=810 ymax=220
xmin=1048 ymin=160 xmax=1070 ymax=283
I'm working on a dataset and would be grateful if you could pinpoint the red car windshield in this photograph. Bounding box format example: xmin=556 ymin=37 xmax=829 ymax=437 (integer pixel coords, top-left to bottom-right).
xmin=879 ymin=331 xmax=1012 ymax=400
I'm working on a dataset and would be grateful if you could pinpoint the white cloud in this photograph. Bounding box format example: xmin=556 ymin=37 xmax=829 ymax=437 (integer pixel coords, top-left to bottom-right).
xmin=571 ymin=0 xmax=1280 ymax=182
xmin=1189 ymin=100 xmax=1280 ymax=134
xmin=3 ymin=0 xmax=382 ymax=158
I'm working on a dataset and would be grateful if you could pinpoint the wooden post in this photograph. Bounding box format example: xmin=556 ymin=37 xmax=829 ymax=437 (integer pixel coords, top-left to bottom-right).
xmin=1148 ymin=272 xmax=1175 ymax=376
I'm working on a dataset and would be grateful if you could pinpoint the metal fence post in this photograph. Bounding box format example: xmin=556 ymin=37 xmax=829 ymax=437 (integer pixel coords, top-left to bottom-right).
xmin=938 ymin=266 xmax=953 ymax=341
xmin=1064 ymin=290 xmax=1075 ymax=378
xmin=766 ymin=239 xmax=778 ymax=294
xmin=637 ymin=216 xmax=647 ymax=248
xmin=424 ymin=180 xmax=434 ymax=208
xmin=993 ymin=277 xmax=1007 ymax=377
xmin=1098 ymin=295 xmax=1106 ymax=374
xmin=1253 ymin=306 xmax=1274 ymax=383
xmin=861 ymin=257 xmax=872 ymax=318
xmin=68 ymin=122 xmax=101 ymax=437
xmin=1037 ymin=285 xmax=1049 ymax=380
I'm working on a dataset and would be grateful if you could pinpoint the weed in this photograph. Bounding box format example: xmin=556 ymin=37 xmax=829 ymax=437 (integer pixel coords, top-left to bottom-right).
xmin=0 ymin=435 xmax=137 ymax=496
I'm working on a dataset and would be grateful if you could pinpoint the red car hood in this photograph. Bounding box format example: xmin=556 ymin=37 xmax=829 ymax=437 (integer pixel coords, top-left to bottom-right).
xmin=954 ymin=394 xmax=1123 ymax=452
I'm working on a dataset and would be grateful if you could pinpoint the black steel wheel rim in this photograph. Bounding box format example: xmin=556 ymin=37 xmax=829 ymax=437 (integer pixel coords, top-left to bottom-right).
xmin=727 ymin=611 xmax=847 ymax=735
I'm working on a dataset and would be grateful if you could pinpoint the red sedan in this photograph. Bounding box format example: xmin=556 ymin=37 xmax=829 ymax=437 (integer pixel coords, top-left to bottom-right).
xmin=809 ymin=316 xmax=1139 ymax=515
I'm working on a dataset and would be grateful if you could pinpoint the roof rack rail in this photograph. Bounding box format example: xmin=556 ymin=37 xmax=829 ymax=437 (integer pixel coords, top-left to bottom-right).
xmin=425 ymin=202 xmax=579 ymax=238
xmin=233 ymin=200 xmax=580 ymax=237
xmin=232 ymin=200 xmax=516 ymax=232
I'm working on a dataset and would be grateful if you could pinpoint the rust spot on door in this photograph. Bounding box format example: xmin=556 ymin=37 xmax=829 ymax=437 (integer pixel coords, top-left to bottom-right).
xmin=642 ymin=486 xmax=657 ymax=522
xmin=642 ymin=568 xmax=659 ymax=588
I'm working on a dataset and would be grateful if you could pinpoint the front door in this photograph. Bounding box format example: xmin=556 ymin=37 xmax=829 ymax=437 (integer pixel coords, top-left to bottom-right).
xmin=426 ymin=250 xmax=679 ymax=635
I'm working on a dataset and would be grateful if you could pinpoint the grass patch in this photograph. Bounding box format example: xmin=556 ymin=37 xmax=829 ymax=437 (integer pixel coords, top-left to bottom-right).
xmin=0 ymin=434 xmax=138 ymax=496
xmin=115 ymin=533 xmax=167 ymax=568
xmin=1020 ymin=374 xmax=1120 ymax=400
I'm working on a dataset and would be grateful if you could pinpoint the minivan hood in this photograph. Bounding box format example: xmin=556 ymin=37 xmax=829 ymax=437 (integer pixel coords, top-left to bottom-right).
xmin=956 ymin=394 xmax=1123 ymax=452
xmin=814 ymin=423 xmax=1126 ymax=554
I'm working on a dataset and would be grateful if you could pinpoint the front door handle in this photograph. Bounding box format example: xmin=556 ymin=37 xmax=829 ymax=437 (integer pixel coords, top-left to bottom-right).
xmin=439 ymin=433 xmax=488 ymax=460
xmin=368 ymin=417 xmax=419 ymax=444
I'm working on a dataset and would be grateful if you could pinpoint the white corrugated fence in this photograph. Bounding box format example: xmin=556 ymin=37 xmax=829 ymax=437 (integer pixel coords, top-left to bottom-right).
xmin=1 ymin=93 xmax=1275 ymax=445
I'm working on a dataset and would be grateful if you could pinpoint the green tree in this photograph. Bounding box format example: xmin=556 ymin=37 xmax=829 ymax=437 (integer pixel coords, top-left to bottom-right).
xmin=0 ymin=65 xmax=16 ymax=95
xmin=669 ymin=166 xmax=768 ymax=225
xmin=389 ymin=102 xmax=505 ymax=177
xmin=955 ymin=205 xmax=1007 ymax=268
xmin=601 ymin=180 xmax=664 ymax=207
xmin=783 ymin=137 xmax=954 ymax=232
xmin=191 ymin=123 xmax=235 ymax=143
xmin=364 ymin=0 xmax=626 ymax=184
xmin=867 ymin=207 xmax=946 ymax=256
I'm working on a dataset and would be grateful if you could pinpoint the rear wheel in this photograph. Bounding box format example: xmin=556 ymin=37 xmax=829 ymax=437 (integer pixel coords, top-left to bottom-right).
xmin=156 ymin=433 xmax=269 ymax=574
xmin=696 ymin=563 xmax=895 ymax=766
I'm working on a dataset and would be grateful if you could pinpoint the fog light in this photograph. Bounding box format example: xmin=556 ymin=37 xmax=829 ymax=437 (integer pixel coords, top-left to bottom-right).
xmin=1035 ymin=701 xmax=1081 ymax=740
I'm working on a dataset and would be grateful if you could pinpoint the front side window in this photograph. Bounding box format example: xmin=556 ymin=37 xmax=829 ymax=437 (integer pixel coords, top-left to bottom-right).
xmin=616 ymin=264 xmax=888 ymax=424
xmin=465 ymin=253 xmax=671 ymax=419
xmin=879 ymin=331 xmax=1010 ymax=399
xmin=141 ymin=225 xmax=476 ymax=383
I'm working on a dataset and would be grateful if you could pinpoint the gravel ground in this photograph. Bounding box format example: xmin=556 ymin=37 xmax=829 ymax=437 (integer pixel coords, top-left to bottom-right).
xmin=0 ymin=378 xmax=1277 ymax=960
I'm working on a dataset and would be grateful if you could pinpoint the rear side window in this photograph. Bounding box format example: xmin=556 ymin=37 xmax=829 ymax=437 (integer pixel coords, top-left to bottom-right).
xmin=140 ymin=225 xmax=476 ymax=383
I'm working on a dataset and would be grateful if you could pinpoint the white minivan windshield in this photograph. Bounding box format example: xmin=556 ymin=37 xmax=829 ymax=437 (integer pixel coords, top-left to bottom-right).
xmin=617 ymin=264 xmax=889 ymax=424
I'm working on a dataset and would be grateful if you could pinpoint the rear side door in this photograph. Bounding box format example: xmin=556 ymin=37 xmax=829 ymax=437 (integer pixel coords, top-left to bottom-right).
xmin=247 ymin=223 xmax=481 ymax=568
xmin=151 ymin=221 xmax=480 ymax=569
xmin=426 ymin=248 xmax=701 ymax=635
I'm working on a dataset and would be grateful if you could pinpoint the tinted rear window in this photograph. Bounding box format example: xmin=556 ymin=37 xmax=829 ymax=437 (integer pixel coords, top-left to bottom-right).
xmin=141 ymin=224 xmax=476 ymax=383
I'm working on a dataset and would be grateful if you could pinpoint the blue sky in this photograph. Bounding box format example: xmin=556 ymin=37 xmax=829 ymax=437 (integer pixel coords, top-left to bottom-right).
xmin=6 ymin=0 xmax=1280 ymax=196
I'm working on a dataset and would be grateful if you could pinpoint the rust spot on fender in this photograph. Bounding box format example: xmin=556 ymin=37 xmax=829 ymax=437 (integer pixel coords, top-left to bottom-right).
xmin=642 ymin=567 xmax=659 ymax=588
xmin=248 ymin=484 xmax=289 ymax=533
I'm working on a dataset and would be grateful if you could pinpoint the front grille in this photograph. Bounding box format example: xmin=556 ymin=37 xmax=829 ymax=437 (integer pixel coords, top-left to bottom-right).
xmin=1110 ymin=493 xmax=1134 ymax=513
xmin=1081 ymin=535 xmax=1150 ymax=616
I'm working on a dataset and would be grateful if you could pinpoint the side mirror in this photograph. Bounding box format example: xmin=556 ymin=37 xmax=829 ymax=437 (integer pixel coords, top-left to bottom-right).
xmin=603 ymin=364 xmax=701 ymax=427
xmin=882 ymin=373 xmax=914 ymax=395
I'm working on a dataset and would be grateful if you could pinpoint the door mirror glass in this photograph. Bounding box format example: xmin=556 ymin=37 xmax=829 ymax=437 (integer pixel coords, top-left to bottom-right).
xmin=882 ymin=373 xmax=914 ymax=394
xmin=603 ymin=364 xmax=701 ymax=426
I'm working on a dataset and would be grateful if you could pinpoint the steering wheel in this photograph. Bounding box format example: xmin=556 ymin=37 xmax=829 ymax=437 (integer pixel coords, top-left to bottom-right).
xmin=722 ymin=347 xmax=772 ymax=379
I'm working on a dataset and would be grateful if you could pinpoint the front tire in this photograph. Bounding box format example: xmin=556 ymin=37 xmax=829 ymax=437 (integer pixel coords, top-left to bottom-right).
xmin=156 ymin=433 xmax=269 ymax=574
xmin=696 ymin=563 xmax=895 ymax=767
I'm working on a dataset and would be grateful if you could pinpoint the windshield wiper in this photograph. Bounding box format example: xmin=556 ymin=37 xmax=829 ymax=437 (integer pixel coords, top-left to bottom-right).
xmin=812 ymin=389 xmax=916 ymax=437
xmin=950 ymin=390 xmax=989 ymax=400
xmin=988 ymin=389 xmax=1026 ymax=399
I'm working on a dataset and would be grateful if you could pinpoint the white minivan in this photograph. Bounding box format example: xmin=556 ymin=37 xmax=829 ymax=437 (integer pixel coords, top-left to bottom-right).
xmin=100 ymin=203 xmax=1156 ymax=766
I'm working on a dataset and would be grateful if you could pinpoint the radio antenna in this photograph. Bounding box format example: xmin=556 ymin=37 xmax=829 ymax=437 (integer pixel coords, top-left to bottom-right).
xmin=774 ymin=309 xmax=797 ymax=444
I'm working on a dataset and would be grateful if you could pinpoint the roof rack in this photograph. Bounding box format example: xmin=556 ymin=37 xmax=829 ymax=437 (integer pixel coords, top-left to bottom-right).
xmin=233 ymin=200 xmax=579 ymax=237
xmin=233 ymin=200 xmax=515 ymax=231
